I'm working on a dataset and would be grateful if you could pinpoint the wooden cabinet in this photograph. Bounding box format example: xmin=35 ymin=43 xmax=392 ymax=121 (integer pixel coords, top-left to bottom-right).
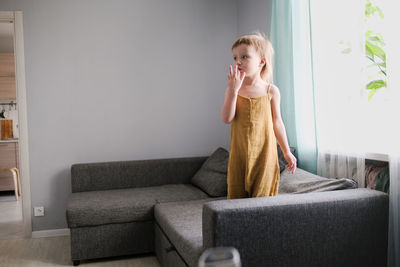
xmin=0 ymin=53 xmax=15 ymax=76
xmin=0 ymin=77 xmax=16 ymax=99
xmin=0 ymin=142 xmax=19 ymax=191
xmin=0 ymin=53 xmax=16 ymax=100
xmin=0 ymin=53 xmax=19 ymax=191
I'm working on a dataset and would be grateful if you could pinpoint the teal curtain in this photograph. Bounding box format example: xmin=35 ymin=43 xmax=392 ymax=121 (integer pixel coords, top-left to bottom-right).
xmin=269 ymin=0 xmax=318 ymax=174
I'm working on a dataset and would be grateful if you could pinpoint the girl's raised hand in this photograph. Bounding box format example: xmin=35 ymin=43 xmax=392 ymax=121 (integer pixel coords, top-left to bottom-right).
xmin=228 ymin=64 xmax=246 ymax=94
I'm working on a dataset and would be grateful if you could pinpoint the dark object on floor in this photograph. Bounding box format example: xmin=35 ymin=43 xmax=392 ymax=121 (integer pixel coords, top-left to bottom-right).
xmin=198 ymin=247 xmax=241 ymax=267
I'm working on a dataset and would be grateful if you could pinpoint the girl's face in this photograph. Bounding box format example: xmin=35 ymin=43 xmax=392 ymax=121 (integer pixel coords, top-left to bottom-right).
xmin=232 ymin=44 xmax=265 ymax=78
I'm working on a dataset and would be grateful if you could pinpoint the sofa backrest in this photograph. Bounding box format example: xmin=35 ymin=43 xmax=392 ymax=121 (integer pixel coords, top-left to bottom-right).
xmin=71 ymin=156 xmax=207 ymax=193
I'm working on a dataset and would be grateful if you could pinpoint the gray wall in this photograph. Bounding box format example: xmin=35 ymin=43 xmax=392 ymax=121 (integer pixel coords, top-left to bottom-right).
xmin=0 ymin=0 xmax=271 ymax=231
xmin=237 ymin=0 xmax=271 ymax=37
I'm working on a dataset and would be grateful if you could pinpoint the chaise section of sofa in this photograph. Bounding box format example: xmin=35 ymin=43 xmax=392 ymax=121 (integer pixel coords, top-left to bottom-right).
xmin=66 ymin=156 xmax=213 ymax=266
xmin=152 ymin=187 xmax=388 ymax=267
xmin=154 ymin=198 xmax=225 ymax=267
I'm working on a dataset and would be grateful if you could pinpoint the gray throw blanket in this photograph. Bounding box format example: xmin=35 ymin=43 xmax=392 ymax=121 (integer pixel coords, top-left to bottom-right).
xmin=278 ymin=168 xmax=358 ymax=194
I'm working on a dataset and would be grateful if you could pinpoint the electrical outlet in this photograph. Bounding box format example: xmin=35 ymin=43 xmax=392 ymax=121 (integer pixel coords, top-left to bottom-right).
xmin=34 ymin=206 xmax=44 ymax=217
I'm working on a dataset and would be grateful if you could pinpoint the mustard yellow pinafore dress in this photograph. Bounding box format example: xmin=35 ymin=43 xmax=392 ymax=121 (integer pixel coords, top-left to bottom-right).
xmin=227 ymin=85 xmax=280 ymax=199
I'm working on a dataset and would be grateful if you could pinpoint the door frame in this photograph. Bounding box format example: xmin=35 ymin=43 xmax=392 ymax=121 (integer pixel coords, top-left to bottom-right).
xmin=0 ymin=11 xmax=32 ymax=238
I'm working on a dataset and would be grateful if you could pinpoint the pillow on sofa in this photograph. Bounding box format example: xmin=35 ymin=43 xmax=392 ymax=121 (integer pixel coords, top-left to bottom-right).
xmin=191 ymin=147 xmax=229 ymax=197
xmin=278 ymin=167 xmax=357 ymax=194
xmin=277 ymin=145 xmax=296 ymax=173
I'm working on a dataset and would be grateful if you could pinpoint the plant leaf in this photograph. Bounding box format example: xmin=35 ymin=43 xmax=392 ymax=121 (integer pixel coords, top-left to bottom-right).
xmin=368 ymin=90 xmax=376 ymax=101
xmin=366 ymin=30 xmax=385 ymax=43
xmin=366 ymin=80 xmax=386 ymax=90
xmin=367 ymin=36 xmax=385 ymax=46
xmin=377 ymin=62 xmax=386 ymax=68
xmin=365 ymin=1 xmax=374 ymax=18
xmin=376 ymin=7 xmax=384 ymax=18
xmin=365 ymin=41 xmax=374 ymax=59
xmin=366 ymin=40 xmax=386 ymax=61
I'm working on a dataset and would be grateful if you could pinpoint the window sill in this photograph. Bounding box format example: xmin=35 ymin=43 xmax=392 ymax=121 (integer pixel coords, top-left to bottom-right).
xmin=365 ymin=152 xmax=389 ymax=162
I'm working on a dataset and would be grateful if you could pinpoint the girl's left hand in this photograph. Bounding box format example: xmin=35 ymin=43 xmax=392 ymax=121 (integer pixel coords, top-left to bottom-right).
xmin=284 ymin=152 xmax=297 ymax=174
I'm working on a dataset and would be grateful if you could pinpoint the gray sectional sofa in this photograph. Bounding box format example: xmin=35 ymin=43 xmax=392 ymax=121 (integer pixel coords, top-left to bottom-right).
xmin=66 ymin=147 xmax=389 ymax=267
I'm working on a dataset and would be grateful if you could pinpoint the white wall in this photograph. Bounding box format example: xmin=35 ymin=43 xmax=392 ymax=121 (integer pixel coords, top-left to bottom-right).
xmin=0 ymin=0 xmax=271 ymax=231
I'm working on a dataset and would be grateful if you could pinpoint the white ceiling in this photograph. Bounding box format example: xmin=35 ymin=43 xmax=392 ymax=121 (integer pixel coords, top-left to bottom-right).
xmin=0 ymin=21 xmax=14 ymax=53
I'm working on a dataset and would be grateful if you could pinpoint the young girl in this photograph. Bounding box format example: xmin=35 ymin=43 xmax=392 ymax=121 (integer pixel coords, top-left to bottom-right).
xmin=221 ymin=32 xmax=296 ymax=199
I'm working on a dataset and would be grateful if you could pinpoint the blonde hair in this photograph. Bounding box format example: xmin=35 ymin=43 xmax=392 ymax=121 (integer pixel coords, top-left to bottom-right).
xmin=231 ymin=31 xmax=274 ymax=83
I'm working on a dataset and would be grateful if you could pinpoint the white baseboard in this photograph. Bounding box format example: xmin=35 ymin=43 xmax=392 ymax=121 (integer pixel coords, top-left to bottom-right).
xmin=32 ymin=228 xmax=70 ymax=238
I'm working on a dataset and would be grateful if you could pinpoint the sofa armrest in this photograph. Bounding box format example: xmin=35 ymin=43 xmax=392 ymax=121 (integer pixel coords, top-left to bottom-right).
xmin=203 ymin=188 xmax=388 ymax=267
xmin=71 ymin=156 xmax=207 ymax=192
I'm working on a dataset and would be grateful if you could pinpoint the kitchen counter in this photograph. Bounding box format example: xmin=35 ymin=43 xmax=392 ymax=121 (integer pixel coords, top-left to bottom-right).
xmin=0 ymin=139 xmax=18 ymax=143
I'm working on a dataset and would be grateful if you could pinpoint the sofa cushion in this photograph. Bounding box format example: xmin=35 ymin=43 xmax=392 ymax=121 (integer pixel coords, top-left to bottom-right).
xmin=66 ymin=184 xmax=209 ymax=228
xmin=278 ymin=168 xmax=357 ymax=194
xmin=154 ymin=197 xmax=225 ymax=267
xmin=191 ymin=147 xmax=229 ymax=197
xmin=277 ymin=146 xmax=296 ymax=173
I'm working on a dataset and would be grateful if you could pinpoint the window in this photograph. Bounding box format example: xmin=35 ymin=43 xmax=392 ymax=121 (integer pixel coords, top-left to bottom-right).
xmin=310 ymin=0 xmax=395 ymax=156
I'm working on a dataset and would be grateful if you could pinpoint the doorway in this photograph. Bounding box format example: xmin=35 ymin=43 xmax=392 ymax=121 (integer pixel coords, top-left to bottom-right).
xmin=0 ymin=11 xmax=31 ymax=239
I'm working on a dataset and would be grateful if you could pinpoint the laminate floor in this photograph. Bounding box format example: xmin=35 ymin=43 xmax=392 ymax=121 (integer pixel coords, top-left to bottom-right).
xmin=0 ymin=235 xmax=160 ymax=267
xmin=0 ymin=191 xmax=24 ymax=240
